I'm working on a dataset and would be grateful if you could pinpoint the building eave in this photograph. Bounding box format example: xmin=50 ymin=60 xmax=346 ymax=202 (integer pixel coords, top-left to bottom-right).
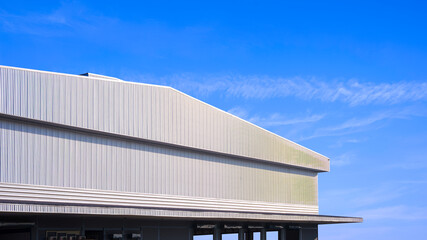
xmin=0 ymin=203 xmax=362 ymax=224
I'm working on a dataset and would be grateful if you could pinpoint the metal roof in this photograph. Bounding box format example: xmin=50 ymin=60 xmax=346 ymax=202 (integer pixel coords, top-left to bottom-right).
xmin=0 ymin=65 xmax=330 ymax=172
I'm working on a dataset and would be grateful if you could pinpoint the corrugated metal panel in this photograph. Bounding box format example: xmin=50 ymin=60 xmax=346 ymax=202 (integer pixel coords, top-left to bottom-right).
xmin=0 ymin=182 xmax=318 ymax=214
xmin=0 ymin=66 xmax=329 ymax=172
xmin=0 ymin=119 xmax=318 ymax=207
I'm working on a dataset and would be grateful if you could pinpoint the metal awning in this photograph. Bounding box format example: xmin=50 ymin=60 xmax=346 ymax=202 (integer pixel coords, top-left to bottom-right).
xmin=0 ymin=203 xmax=362 ymax=225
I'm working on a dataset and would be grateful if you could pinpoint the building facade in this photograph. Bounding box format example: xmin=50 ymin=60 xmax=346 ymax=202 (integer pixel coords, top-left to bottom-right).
xmin=0 ymin=66 xmax=361 ymax=240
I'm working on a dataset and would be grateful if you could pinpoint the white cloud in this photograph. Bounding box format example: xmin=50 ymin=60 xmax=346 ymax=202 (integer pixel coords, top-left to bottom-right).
xmin=248 ymin=113 xmax=325 ymax=127
xmin=320 ymin=225 xmax=393 ymax=240
xmin=320 ymin=184 xmax=406 ymax=210
xmin=227 ymin=107 xmax=249 ymax=119
xmin=226 ymin=107 xmax=325 ymax=127
xmin=4 ymin=4 xmax=427 ymax=107
xmin=127 ymin=73 xmax=427 ymax=106
xmin=226 ymin=77 xmax=427 ymax=105
xmin=0 ymin=4 xmax=213 ymax=55
xmin=0 ymin=3 xmax=96 ymax=36
xmin=384 ymin=159 xmax=427 ymax=170
xmin=325 ymin=113 xmax=390 ymax=131
xmin=353 ymin=189 xmax=405 ymax=208
xmin=356 ymin=205 xmax=427 ymax=221
xmin=329 ymin=138 xmax=365 ymax=148
xmin=297 ymin=106 xmax=427 ymax=141
xmin=330 ymin=152 xmax=354 ymax=167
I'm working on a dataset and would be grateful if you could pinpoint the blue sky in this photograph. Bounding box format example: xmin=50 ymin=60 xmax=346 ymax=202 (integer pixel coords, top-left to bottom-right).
xmin=1 ymin=1 xmax=427 ymax=239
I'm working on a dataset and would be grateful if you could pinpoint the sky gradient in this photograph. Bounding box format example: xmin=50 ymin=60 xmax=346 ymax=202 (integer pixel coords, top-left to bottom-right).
xmin=1 ymin=1 xmax=427 ymax=239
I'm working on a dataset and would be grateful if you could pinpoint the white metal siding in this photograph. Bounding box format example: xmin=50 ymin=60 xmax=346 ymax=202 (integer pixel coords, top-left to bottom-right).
xmin=0 ymin=119 xmax=318 ymax=207
xmin=0 ymin=66 xmax=329 ymax=172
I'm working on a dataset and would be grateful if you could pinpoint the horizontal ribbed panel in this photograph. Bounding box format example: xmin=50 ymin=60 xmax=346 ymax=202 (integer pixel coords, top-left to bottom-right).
xmin=0 ymin=119 xmax=318 ymax=206
xmin=0 ymin=203 xmax=363 ymax=223
xmin=0 ymin=66 xmax=329 ymax=171
xmin=0 ymin=183 xmax=318 ymax=214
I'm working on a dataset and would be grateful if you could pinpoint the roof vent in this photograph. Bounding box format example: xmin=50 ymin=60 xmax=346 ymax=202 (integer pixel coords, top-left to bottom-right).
xmin=80 ymin=72 xmax=123 ymax=82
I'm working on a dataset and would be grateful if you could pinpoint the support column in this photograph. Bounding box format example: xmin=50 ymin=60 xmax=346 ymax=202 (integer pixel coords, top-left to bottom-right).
xmin=238 ymin=229 xmax=245 ymax=240
xmin=279 ymin=228 xmax=286 ymax=240
xmin=31 ymin=225 xmax=37 ymax=240
xmin=213 ymin=225 xmax=222 ymax=240
xmin=260 ymin=229 xmax=266 ymax=240
xmin=299 ymin=228 xmax=302 ymax=240
xmin=188 ymin=227 xmax=194 ymax=240
xmin=246 ymin=231 xmax=253 ymax=240
xmin=80 ymin=218 xmax=85 ymax=237
xmin=35 ymin=217 xmax=39 ymax=240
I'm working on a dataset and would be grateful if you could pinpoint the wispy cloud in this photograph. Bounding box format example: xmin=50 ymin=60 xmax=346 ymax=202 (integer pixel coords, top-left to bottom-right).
xmin=227 ymin=107 xmax=250 ymax=119
xmin=127 ymin=73 xmax=427 ymax=106
xmin=329 ymin=138 xmax=365 ymax=148
xmin=356 ymin=205 xmax=427 ymax=221
xmin=127 ymin=74 xmax=427 ymax=142
xmin=320 ymin=183 xmax=407 ymax=210
xmin=384 ymin=159 xmax=427 ymax=170
xmin=227 ymin=107 xmax=324 ymax=128
xmin=330 ymin=152 xmax=355 ymax=167
xmin=389 ymin=179 xmax=427 ymax=185
xmin=225 ymin=77 xmax=427 ymax=106
xmin=0 ymin=4 xmax=100 ymax=36
xmin=0 ymin=4 xmax=213 ymax=57
xmin=353 ymin=188 xmax=406 ymax=208
xmin=320 ymin=225 xmax=393 ymax=240
xmin=297 ymin=106 xmax=427 ymax=141
xmin=216 ymin=102 xmax=426 ymax=143
xmin=249 ymin=113 xmax=325 ymax=127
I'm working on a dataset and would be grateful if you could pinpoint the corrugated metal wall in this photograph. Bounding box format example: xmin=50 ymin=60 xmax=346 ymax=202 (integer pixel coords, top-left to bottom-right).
xmin=0 ymin=119 xmax=318 ymax=207
xmin=0 ymin=66 xmax=329 ymax=172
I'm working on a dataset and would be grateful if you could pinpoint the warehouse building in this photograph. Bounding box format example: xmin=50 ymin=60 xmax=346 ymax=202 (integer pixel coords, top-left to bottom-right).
xmin=0 ymin=66 xmax=361 ymax=240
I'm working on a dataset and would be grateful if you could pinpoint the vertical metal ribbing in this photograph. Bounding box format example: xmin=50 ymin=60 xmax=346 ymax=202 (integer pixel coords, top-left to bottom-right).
xmin=0 ymin=66 xmax=329 ymax=172
xmin=0 ymin=119 xmax=319 ymax=208
xmin=0 ymin=66 xmax=324 ymax=212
